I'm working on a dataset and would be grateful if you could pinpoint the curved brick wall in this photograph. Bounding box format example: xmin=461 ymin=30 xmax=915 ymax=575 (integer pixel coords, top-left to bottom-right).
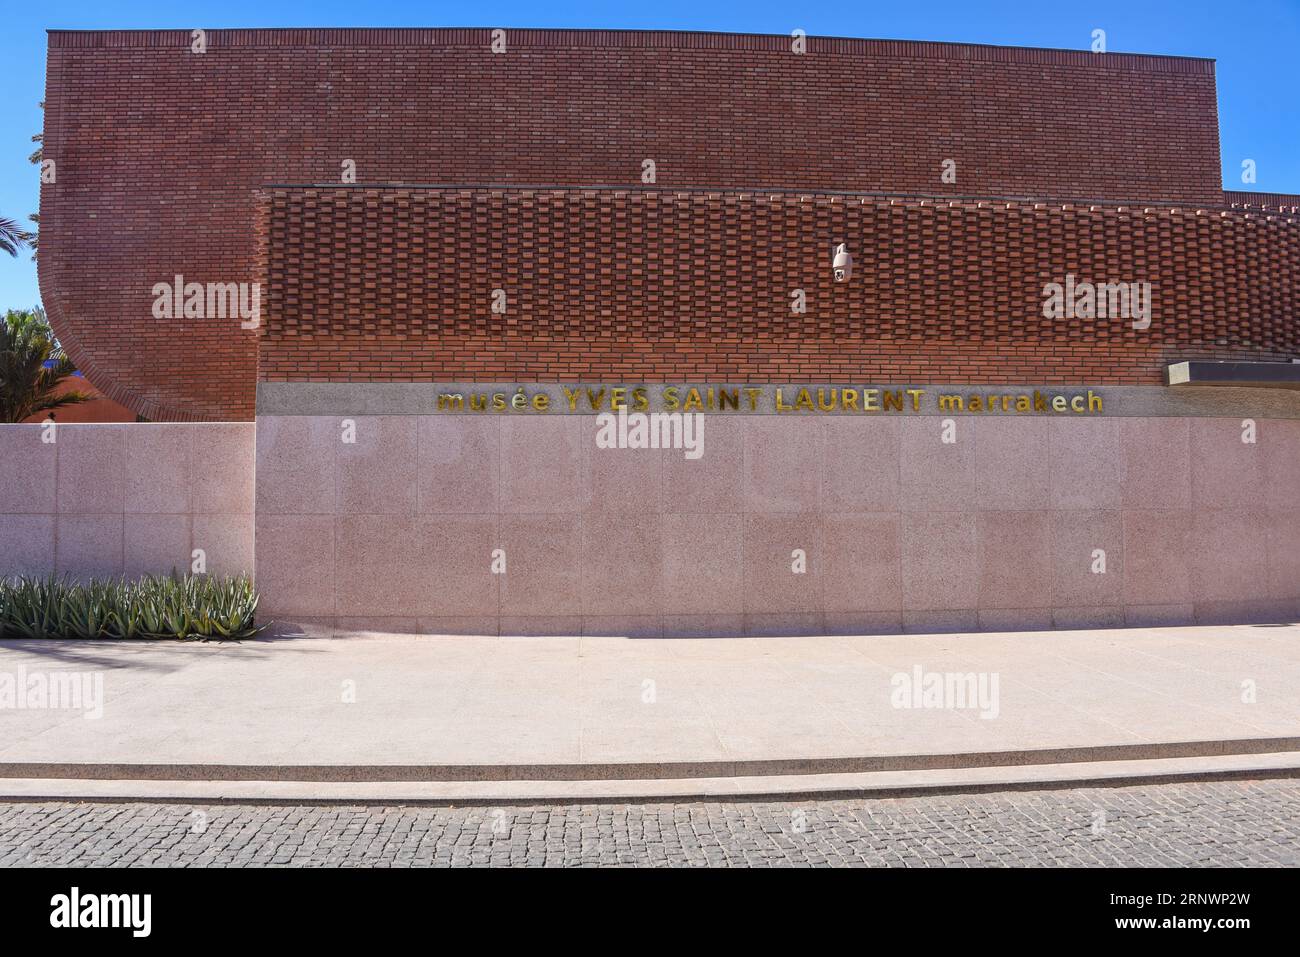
xmin=259 ymin=188 xmax=1300 ymax=384
xmin=41 ymin=28 xmax=1227 ymax=420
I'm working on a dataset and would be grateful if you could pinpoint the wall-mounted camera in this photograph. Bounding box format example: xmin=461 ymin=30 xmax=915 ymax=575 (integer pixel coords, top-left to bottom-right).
xmin=832 ymin=243 xmax=853 ymax=283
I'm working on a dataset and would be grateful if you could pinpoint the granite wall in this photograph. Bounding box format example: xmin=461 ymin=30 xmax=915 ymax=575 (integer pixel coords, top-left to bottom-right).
xmin=0 ymin=424 xmax=255 ymax=582
xmin=4 ymin=413 xmax=1291 ymax=637
xmin=252 ymin=408 xmax=1300 ymax=636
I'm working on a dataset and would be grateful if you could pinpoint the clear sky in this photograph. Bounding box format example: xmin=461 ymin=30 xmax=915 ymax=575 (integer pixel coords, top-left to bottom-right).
xmin=2 ymin=0 xmax=1297 ymax=310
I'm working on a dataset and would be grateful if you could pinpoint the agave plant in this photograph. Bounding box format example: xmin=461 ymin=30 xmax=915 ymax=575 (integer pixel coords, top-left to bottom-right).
xmin=0 ymin=574 xmax=263 ymax=641
xmin=0 ymin=576 xmax=59 ymax=638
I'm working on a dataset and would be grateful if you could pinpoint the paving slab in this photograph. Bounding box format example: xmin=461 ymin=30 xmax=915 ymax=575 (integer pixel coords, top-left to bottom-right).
xmin=0 ymin=624 xmax=1296 ymax=786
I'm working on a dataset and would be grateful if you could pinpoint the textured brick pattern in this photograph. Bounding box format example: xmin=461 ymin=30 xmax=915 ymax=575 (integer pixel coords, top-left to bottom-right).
xmin=1225 ymin=190 xmax=1300 ymax=209
xmin=40 ymin=28 xmax=1226 ymax=420
xmin=1 ymin=781 xmax=1295 ymax=866
xmin=259 ymin=188 xmax=1300 ymax=385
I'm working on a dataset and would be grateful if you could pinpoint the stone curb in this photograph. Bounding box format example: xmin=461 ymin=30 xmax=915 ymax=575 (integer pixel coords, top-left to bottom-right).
xmin=2 ymin=752 xmax=1297 ymax=805
xmin=3 ymin=735 xmax=1297 ymax=784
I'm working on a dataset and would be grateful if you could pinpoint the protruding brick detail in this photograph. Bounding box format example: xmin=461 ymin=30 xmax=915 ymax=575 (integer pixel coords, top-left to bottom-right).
xmin=40 ymin=28 xmax=1228 ymax=420
xmin=1225 ymin=190 xmax=1300 ymax=210
xmin=257 ymin=187 xmax=1299 ymax=385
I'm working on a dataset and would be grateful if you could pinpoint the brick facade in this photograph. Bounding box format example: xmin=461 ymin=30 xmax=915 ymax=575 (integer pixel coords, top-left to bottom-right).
xmin=41 ymin=28 xmax=1294 ymax=421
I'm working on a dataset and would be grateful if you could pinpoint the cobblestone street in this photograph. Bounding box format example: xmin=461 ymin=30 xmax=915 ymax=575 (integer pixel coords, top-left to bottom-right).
xmin=0 ymin=779 xmax=1295 ymax=867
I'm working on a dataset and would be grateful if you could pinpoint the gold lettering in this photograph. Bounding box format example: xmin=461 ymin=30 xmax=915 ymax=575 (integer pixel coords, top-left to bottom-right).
xmin=461 ymin=384 xmax=1103 ymax=418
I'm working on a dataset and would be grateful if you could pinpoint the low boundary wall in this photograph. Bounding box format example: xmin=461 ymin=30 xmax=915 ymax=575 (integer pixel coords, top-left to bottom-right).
xmin=0 ymin=424 xmax=255 ymax=582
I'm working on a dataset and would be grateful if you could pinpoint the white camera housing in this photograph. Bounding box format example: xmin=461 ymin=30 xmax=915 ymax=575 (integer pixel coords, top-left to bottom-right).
xmin=832 ymin=243 xmax=853 ymax=282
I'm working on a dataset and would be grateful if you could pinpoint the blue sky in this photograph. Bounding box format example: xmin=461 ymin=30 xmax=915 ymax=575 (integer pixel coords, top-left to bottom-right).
xmin=2 ymin=0 xmax=1297 ymax=309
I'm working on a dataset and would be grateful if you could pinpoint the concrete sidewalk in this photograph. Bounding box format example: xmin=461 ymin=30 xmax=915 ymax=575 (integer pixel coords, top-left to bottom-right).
xmin=1 ymin=623 xmax=1298 ymax=800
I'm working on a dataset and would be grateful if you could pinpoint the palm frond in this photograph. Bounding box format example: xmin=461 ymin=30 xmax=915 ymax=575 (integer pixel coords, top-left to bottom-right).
xmin=0 ymin=217 xmax=33 ymax=257
xmin=0 ymin=309 xmax=92 ymax=422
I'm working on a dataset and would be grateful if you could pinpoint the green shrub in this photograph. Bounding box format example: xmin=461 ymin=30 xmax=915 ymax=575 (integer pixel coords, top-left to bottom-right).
xmin=0 ymin=573 xmax=263 ymax=640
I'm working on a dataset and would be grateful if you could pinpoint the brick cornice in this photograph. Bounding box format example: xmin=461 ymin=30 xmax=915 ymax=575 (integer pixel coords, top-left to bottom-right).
xmin=47 ymin=27 xmax=1214 ymax=74
xmin=1225 ymin=190 xmax=1300 ymax=210
xmin=264 ymin=183 xmax=1292 ymax=216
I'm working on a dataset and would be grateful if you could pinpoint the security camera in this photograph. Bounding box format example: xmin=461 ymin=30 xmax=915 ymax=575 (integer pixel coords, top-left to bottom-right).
xmin=832 ymin=243 xmax=853 ymax=283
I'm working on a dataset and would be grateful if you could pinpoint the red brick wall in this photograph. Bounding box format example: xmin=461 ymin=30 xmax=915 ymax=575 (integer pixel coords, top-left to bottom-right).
xmin=258 ymin=187 xmax=1299 ymax=385
xmin=40 ymin=28 xmax=1228 ymax=420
